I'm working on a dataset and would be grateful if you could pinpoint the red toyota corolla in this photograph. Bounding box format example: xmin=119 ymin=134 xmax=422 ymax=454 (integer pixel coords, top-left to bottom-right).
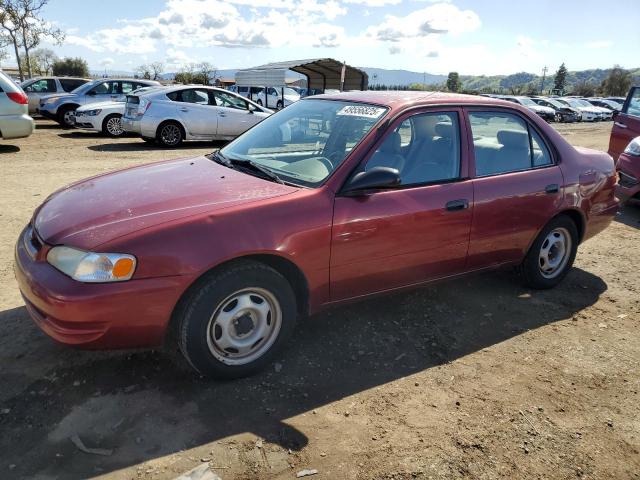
xmin=15 ymin=92 xmax=618 ymax=378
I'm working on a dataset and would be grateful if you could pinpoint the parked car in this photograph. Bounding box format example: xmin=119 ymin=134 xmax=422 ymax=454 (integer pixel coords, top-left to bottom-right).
xmin=531 ymin=97 xmax=581 ymax=122
xmin=231 ymin=85 xmax=300 ymax=109
xmin=38 ymin=78 xmax=161 ymax=127
xmin=586 ymin=98 xmax=623 ymax=113
xmin=73 ymin=86 xmax=163 ymax=137
xmin=614 ymin=137 xmax=640 ymax=204
xmin=500 ymin=95 xmax=555 ymax=121
xmin=556 ymin=98 xmax=602 ymax=121
xmin=121 ymin=85 xmax=272 ymax=147
xmin=608 ymin=86 xmax=640 ymax=165
xmin=0 ymin=70 xmax=35 ymax=140
xmin=20 ymin=76 xmax=89 ymax=114
xmin=578 ymin=99 xmax=614 ymax=120
xmin=14 ymin=92 xmax=619 ymax=378
xmin=605 ymin=96 xmax=626 ymax=105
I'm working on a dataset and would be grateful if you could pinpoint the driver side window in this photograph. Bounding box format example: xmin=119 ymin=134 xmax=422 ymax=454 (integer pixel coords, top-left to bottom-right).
xmin=91 ymin=81 xmax=118 ymax=95
xmin=364 ymin=112 xmax=461 ymax=186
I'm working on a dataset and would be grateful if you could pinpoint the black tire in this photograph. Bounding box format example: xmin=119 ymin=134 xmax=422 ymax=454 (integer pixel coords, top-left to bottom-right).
xmin=175 ymin=260 xmax=298 ymax=379
xmin=521 ymin=215 xmax=578 ymax=289
xmin=57 ymin=105 xmax=77 ymax=128
xmin=256 ymin=99 xmax=263 ymax=106
xmin=156 ymin=121 xmax=183 ymax=147
xmin=276 ymin=100 xmax=283 ymax=110
xmin=102 ymin=114 xmax=124 ymax=137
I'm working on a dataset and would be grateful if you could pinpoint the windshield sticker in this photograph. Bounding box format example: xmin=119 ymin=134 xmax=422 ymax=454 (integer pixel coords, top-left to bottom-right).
xmin=336 ymin=105 xmax=386 ymax=119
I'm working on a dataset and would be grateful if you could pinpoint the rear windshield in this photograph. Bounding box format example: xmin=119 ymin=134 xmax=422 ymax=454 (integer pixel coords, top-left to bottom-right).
xmin=0 ymin=71 xmax=21 ymax=92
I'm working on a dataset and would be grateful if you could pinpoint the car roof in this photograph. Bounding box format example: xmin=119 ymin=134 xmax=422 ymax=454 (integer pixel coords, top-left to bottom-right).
xmin=309 ymin=90 xmax=519 ymax=111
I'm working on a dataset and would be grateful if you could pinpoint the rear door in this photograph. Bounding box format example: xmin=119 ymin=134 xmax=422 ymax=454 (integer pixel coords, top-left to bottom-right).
xmin=608 ymin=86 xmax=640 ymax=161
xmin=465 ymin=108 xmax=564 ymax=269
xmin=170 ymin=88 xmax=218 ymax=137
xmin=212 ymin=90 xmax=261 ymax=137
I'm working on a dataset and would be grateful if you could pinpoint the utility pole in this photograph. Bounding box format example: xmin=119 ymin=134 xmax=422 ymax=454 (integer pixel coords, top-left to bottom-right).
xmin=423 ymin=71 xmax=426 ymax=90
xmin=539 ymin=66 xmax=548 ymax=95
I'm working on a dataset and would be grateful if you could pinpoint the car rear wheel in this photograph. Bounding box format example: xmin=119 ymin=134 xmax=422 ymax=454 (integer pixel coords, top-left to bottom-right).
xmin=157 ymin=121 xmax=183 ymax=147
xmin=521 ymin=215 xmax=578 ymax=289
xmin=174 ymin=260 xmax=297 ymax=378
xmin=57 ymin=106 xmax=77 ymax=128
xmin=276 ymin=100 xmax=283 ymax=110
xmin=102 ymin=114 xmax=124 ymax=137
xmin=256 ymin=99 xmax=263 ymax=106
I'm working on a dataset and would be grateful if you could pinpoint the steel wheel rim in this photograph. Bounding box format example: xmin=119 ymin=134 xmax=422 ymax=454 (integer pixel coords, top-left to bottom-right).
xmin=160 ymin=124 xmax=181 ymax=145
xmin=106 ymin=116 xmax=123 ymax=136
xmin=206 ymin=287 xmax=282 ymax=366
xmin=539 ymin=227 xmax=571 ymax=279
xmin=64 ymin=110 xmax=75 ymax=125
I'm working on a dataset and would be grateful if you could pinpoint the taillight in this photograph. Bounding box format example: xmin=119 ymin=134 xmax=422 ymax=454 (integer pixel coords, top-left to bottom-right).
xmin=7 ymin=91 xmax=28 ymax=104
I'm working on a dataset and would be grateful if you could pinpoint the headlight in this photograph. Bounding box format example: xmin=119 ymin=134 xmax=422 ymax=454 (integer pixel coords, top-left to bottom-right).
xmin=84 ymin=109 xmax=102 ymax=116
xmin=47 ymin=246 xmax=136 ymax=282
xmin=624 ymin=137 xmax=640 ymax=157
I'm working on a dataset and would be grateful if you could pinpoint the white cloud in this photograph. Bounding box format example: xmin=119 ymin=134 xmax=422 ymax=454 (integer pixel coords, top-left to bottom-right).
xmin=343 ymin=0 xmax=401 ymax=6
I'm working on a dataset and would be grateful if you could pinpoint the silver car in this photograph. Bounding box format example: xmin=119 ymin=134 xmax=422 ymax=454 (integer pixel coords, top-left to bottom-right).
xmin=121 ymin=85 xmax=272 ymax=147
xmin=38 ymin=78 xmax=161 ymax=127
xmin=21 ymin=76 xmax=89 ymax=114
xmin=0 ymin=70 xmax=35 ymax=140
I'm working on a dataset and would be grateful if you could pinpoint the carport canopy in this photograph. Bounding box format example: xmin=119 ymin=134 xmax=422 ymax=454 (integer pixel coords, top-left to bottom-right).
xmin=235 ymin=58 xmax=368 ymax=92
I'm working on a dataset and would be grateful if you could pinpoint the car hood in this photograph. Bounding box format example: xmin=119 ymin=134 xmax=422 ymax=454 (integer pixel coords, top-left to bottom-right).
xmin=530 ymin=105 xmax=554 ymax=114
xmin=40 ymin=92 xmax=75 ymax=102
xmin=34 ymin=156 xmax=299 ymax=249
xmin=76 ymin=100 xmax=123 ymax=112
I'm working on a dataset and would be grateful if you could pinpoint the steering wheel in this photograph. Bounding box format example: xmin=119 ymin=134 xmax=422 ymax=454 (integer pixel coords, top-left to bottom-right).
xmin=317 ymin=156 xmax=334 ymax=171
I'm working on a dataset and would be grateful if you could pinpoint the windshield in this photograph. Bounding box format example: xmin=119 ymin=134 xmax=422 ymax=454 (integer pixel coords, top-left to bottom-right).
xmin=71 ymin=79 xmax=99 ymax=94
xmin=517 ymin=97 xmax=536 ymax=106
xmin=221 ymin=99 xmax=388 ymax=187
xmin=563 ymin=99 xmax=583 ymax=108
xmin=543 ymin=98 xmax=563 ymax=108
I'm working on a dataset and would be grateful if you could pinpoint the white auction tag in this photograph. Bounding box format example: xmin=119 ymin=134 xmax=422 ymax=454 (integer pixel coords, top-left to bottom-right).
xmin=336 ymin=105 xmax=386 ymax=119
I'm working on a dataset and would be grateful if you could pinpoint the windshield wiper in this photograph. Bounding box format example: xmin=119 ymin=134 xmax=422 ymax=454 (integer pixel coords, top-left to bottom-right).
xmin=229 ymin=158 xmax=284 ymax=184
xmin=208 ymin=150 xmax=232 ymax=167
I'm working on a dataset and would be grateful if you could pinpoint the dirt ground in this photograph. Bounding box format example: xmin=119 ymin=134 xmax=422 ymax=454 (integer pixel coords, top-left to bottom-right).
xmin=0 ymin=120 xmax=638 ymax=480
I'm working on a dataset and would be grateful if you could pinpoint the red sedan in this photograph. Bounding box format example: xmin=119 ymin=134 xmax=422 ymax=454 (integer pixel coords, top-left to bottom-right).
xmin=15 ymin=92 xmax=618 ymax=378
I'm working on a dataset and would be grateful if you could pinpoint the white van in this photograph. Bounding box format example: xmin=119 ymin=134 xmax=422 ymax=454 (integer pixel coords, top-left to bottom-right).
xmin=229 ymin=85 xmax=300 ymax=109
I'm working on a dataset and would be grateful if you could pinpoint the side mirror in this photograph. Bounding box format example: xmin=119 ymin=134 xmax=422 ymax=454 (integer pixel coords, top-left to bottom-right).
xmin=343 ymin=167 xmax=401 ymax=195
xmin=247 ymin=103 xmax=256 ymax=114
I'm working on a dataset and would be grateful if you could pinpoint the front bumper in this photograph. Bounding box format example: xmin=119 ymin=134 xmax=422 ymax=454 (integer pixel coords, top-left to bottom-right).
xmin=0 ymin=113 xmax=35 ymax=139
xmin=616 ymin=153 xmax=640 ymax=203
xmin=14 ymin=225 xmax=193 ymax=349
xmin=73 ymin=113 xmax=100 ymax=131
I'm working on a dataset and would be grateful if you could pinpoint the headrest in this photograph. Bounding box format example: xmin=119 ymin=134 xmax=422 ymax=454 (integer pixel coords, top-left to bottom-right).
xmin=497 ymin=130 xmax=529 ymax=149
xmin=380 ymin=131 xmax=401 ymax=154
xmin=435 ymin=122 xmax=453 ymax=139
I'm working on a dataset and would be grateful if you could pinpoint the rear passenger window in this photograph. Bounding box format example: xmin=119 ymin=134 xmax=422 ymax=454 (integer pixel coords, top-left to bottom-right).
xmin=364 ymin=112 xmax=460 ymax=186
xmin=469 ymin=112 xmax=552 ymax=176
xmin=60 ymin=79 xmax=86 ymax=92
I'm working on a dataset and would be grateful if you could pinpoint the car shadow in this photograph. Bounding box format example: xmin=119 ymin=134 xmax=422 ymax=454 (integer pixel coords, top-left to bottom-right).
xmin=86 ymin=140 xmax=228 ymax=152
xmin=0 ymin=144 xmax=20 ymax=153
xmin=614 ymin=203 xmax=640 ymax=229
xmin=0 ymin=267 xmax=607 ymax=479
xmin=34 ymin=122 xmax=65 ymax=130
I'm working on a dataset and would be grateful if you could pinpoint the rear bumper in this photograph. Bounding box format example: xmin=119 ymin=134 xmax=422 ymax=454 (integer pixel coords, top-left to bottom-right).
xmin=0 ymin=113 xmax=35 ymax=139
xmin=14 ymin=225 xmax=193 ymax=349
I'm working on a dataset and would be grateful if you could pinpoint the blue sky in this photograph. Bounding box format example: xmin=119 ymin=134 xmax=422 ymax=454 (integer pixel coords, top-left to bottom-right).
xmin=31 ymin=0 xmax=640 ymax=75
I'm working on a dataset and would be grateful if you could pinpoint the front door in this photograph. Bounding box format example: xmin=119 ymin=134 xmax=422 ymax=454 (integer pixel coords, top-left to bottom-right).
xmin=331 ymin=109 xmax=473 ymax=301
xmin=84 ymin=80 xmax=120 ymax=105
xmin=608 ymin=87 xmax=640 ymax=161
xmin=172 ymin=88 xmax=218 ymax=138
xmin=465 ymin=109 xmax=565 ymax=269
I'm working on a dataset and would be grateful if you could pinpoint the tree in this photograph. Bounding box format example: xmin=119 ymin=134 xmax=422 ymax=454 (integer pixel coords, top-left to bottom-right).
xmin=553 ymin=63 xmax=568 ymax=93
xmin=572 ymin=80 xmax=596 ymax=97
xmin=135 ymin=64 xmax=152 ymax=79
xmin=446 ymin=71 xmax=460 ymax=92
xmin=31 ymin=46 xmax=56 ymax=74
xmin=52 ymin=57 xmax=89 ymax=77
xmin=198 ymin=62 xmax=216 ymax=85
xmin=0 ymin=0 xmax=64 ymax=80
xmin=150 ymin=61 xmax=163 ymax=80
xmin=601 ymin=65 xmax=632 ymax=96
xmin=0 ymin=47 xmax=8 ymax=66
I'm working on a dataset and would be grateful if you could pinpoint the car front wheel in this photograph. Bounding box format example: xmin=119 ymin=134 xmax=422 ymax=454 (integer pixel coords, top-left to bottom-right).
xmin=102 ymin=114 xmax=124 ymax=137
xmin=57 ymin=106 xmax=77 ymax=128
xmin=521 ymin=215 xmax=578 ymax=289
xmin=175 ymin=260 xmax=298 ymax=378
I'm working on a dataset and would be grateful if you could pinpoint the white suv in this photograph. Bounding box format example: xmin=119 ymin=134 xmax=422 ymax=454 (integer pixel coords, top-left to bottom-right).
xmin=21 ymin=77 xmax=89 ymax=114
xmin=0 ymin=70 xmax=35 ymax=140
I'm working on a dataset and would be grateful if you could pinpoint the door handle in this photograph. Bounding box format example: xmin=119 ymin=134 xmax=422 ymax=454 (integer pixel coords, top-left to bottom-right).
xmin=179 ymin=108 xmax=189 ymax=112
xmin=614 ymin=122 xmax=627 ymax=129
xmin=219 ymin=113 xmax=226 ymax=117
xmin=544 ymin=183 xmax=560 ymax=194
xmin=445 ymin=199 xmax=469 ymax=211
